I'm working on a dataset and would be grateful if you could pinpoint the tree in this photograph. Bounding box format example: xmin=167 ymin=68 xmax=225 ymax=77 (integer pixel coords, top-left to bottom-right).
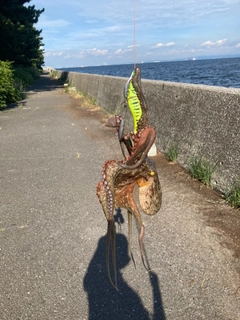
xmin=0 ymin=0 xmax=44 ymax=68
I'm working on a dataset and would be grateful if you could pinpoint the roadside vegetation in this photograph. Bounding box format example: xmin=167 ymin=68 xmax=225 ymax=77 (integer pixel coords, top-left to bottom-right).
xmin=225 ymin=181 xmax=240 ymax=208
xmin=165 ymin=147 xmax=240 ymax=208
xmin=0 ymin=61 xmax=20 ymax=108
xmin=50 ymin=70 xmax=58 ymax=78
xmin=188 ymin=156 xmax=218 ymax=186
xmin=0 ymin=0 xmax=44 ymax=109
xmin=0 ymin=61 xmax=41 ymax=109
xmin=63 ymin=83 xmax=97 ymax=107
xmin=166 ymin=144 xmax=179 ymax=162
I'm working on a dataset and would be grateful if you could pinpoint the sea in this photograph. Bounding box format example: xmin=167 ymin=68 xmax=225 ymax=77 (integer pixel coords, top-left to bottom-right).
xmin=58 ymin=57 xmax=240 ymax=89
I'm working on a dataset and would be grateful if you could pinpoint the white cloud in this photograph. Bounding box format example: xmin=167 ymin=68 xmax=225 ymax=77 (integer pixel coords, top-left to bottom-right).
xmin=71 ymin=0 xmax=237 ymax=29
xmin=151 ymin=42 xmax=175 ymax=49
xmin=115 ymin=47 xmax=133 ymax=55
xmin=35 ymin=0 xmax=240 ymax=66
xmin=115 ymin=49 xmax=123 ymax=55
xmin=127 ymin=45 xmax=140 ymax=49
xmin=86 ymin=48 xmax=108 ymax=56
xmin=45 ymin=51 xmax=63 ymax=57
xmin=200 ymin=39 xmax=227 ymax=47
xmin=37 ymin=15 xmax=71 ymax=29
xmin=215 ymin=39 xmax=227 ymax=45
xmin=44 ymin=48 xmax=109 ymax=61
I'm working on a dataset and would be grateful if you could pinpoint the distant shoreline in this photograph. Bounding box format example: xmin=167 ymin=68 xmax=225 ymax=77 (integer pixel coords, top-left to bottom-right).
xmin=55 ymin=57 xmax=240 ymax=88
xmin=56 ymin=55 xmax=240 ymax=70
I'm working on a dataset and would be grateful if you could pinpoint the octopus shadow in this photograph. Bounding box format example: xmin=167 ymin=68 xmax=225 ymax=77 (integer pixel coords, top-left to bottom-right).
xmin=83 ymin=217 xmax=166 ymax=320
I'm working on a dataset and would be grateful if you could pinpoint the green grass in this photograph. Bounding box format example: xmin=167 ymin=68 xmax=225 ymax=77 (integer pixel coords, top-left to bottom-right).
xmin=63 ymin=85 xmax=97 ymax=106
xmin=225 ymin=181 xmax=240 ymax=208
xmin=89 ymin=97 xmax=97 ymax=105
xmin=166 ymin=144 xmax=178 ymax=162
xmin=63 ymin=84 xmax=71 ymax=93
xmin=188 ymin=156 xmax=217 ymax=186
xmin=50 ymin=70 xmax=57 ymax=78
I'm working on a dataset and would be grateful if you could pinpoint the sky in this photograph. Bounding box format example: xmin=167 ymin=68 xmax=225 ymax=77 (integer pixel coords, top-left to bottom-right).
xmin=33 ymin=0 xmax=240 ymax=68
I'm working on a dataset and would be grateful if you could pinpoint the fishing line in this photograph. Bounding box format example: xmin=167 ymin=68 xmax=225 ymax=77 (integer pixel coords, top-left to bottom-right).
xmin=133 ymin=0 xmax=137 ymax=68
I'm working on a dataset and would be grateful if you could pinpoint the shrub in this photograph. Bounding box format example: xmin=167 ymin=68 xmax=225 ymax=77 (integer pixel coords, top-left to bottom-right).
xmin=0 ymin=61 xmax=20 ymax=108
xmin=14 ymin=66 xmax=40 ymax=91
xmin=188 ymin=156 xmax=217 ymax=186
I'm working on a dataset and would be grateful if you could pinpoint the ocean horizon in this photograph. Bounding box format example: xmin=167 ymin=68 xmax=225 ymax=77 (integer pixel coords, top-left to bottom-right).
xmin=57 ymin=56 xmax=240 ymax=88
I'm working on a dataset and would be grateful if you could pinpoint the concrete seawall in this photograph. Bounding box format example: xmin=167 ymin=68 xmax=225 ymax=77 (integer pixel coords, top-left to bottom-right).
xmin=49 ymin=67 xmax=240 ymax=192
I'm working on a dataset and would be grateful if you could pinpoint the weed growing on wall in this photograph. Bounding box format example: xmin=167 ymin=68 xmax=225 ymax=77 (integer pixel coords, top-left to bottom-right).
xmin=90 ymin=97 xmax=97 ymax=105
xmin=50 ymin=70 xmax=57 ymax=78
xmin=188 ymin=156 xmax=217 ymax=186
xmin=63 ymin=84 xmax=97 ymax=108
xmin=166 ymin=144 xmax=179 ymax=162
xmin=225 ymin=181 xmax=240 ymax=208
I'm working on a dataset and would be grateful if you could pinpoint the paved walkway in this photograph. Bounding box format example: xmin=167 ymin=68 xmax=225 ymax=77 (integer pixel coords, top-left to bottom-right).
xmin=0 ymin=74 xmax=239 ymax=319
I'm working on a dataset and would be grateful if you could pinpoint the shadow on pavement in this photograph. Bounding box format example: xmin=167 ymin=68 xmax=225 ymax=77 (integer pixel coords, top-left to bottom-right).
xmin=26 ymin=73 xmax=63 ymax=92
xmin=83 ymin=222 xmax=166 ymax=320
xmin=0 ymin=73 xmax=63 ymax=112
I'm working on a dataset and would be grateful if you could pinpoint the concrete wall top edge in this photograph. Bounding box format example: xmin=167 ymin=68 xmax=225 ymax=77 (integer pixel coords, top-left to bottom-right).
xmin=55 ymin=69 xmax=240 ymax=95
xmin=66 ymin=71 xmax=129 ymax=81
xmin=141 ymin=78 xmax=240 ymax=94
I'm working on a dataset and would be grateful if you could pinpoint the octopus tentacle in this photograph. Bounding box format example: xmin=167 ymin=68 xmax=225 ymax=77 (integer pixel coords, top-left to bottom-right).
xmin=106 ymin=220 xmax=118 ymax=291
xmin=127 ymin=211 xmax=136 ymax=269
xmin=116 ymin=115 xmax=134 ymax=159
xmin=115 ymin=115 xmax=124 ymax=141
xmin=119 ymin=127 xmax=156 ymax=170
xmin=97 ymin=161 xmax=120 ymax=290
xmin=138 ymin=224 xmax=150 ymax=272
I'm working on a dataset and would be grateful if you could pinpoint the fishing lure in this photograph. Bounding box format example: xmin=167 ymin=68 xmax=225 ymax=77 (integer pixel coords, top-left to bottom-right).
xmin=124 ymin=70 xmax=142 ymax=134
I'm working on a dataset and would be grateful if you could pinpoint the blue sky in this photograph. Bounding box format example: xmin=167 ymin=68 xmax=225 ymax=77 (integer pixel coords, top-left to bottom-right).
xmin=33 ymin=0 xmax=240 ymax=68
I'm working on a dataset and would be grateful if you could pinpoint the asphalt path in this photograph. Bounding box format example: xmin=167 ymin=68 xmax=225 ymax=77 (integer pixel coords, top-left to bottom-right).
xmin=0 ymin=74 xmax=239 ymax=320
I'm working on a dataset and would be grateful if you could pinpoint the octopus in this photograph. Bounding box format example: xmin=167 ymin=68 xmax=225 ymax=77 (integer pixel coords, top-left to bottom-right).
xmin=96 ymin=67 xmax=162 ymax=290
